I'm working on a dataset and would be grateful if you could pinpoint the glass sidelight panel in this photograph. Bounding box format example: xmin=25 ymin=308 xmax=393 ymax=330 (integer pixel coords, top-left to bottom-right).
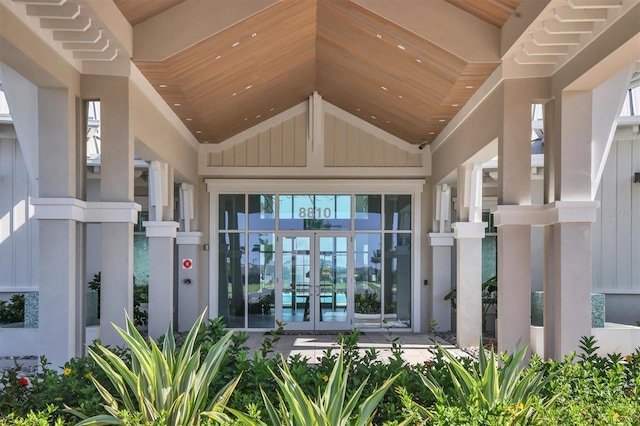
xmin=383 ymin=233 xmax=411 ymax=328
xmin=219 ymin=194 xmax=245 ymax=230
xmin=317 ymin=236 xmax=348 ymax=324
xmin=281 ymin=236 xmax=311 ymax=323
xmin=218 ymin=233 xmax=245 ymax=328
xmin=354 ymin=233 xmax=382 ymax=327
xmin=248 ymin=233 xmax=275 ymax=328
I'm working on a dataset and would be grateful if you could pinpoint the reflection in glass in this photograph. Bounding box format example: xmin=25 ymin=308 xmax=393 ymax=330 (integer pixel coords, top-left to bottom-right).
xmin=355 ymin=195 xmax=381 ymax=230
xmin=248 ymin=233 xmax=275 ymax=328
xmin=248 ymin=195 xmax=275 ymax=230
xmin=384 ymin=195 xmax=411 ymax=230
xmin=218 ymin=233 xmax=245 ymax=327
xmin=279 ymin=195 xmax=351 ymax=230
xmin=318 ymin=236 xmax=348 ymax=323
xmin=219 ymin=194 xmax=245 ymax=230
xmin=354 ymin=233 xmax=382 ymax=327
xmin=383 ymin=233 xmax=411 ymax=327
xmin=281 ymin=236 xmax=311 ymax=323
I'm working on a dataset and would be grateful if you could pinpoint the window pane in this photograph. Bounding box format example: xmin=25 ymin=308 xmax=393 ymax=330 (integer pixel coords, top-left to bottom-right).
xmin=354 ymin=233 xmax=382 ymax=327
xmin=384 ymin=195 xmax=411 ymax=230
xmin=247 ymin=233 xmax=275 ymax=328
xmin=355 ymin=195 xmax=381 ymax=230
xmin=218 ymin=233 xmax=245 ymax=327
xmin=134 ymin=211 xmax=149 ymax=233
xmin=279 ymin=195 xmax=351 ymax=230
xmin=248 ymin=194 xmax=275 ymax=230
xmin=383 ymin=233 xmax=411 ymax=328
xmin=482 ymin=236 xmax=497 ymax=283
xmin=219 ymin=194 xmax=245 ymax=230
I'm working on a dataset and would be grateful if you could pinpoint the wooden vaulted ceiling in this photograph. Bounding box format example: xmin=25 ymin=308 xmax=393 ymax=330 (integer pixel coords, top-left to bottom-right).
xmin=117 ymin=0 xmax=521 ymax=145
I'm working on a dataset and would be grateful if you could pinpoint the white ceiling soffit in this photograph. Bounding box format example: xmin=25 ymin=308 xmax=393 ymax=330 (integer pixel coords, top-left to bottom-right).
xmin=503 ymin=0 xmax=634 ymax=76
xmin=10 ymin=0 xmax=132 ymax=67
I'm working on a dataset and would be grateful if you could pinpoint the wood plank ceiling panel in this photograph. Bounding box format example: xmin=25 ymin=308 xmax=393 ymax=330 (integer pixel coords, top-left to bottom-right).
xmin=132 ymin=0 xmax=508 ymax=146
xmin=136 ymin=0 xmax=317 ymax=144
xmin=114 ymin=0 xmax=186 ymax=26
xmin=316 ymin=0 xmax=496 ymax=144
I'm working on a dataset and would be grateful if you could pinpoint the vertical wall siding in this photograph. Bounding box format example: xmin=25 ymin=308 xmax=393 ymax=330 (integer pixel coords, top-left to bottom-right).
xmin=0 ymin=138 xmax=33 ymax=289
xmin=208 ymin=113 xmax=307 ymax=167
xmin=593 ymin=137 xmax=640 ymax=291
xmin=324 ymin=113 xmax=422 ymax=167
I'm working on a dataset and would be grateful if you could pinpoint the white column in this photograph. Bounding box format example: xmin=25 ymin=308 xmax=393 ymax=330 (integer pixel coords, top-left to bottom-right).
xmin=429 ymin=233 xmax=454 ymax=331
xmin=496 ymin=224 xmax=531 ymax=352
xmin=496 ymin=79 xmax=533 ymax=354
xmin=82 ymin=75 xmax=135 ymax=345
xmin=453 ymin=161 xmax=485 ymax=348
xmin=176 ymin=232 xmax=203 ymax=332
xmin=452 ymin=222 xmax=486 ymax=347
xmin=34 ymin=87 xmax=83 ymax=368
xmin=144 ymin=221 xmax=179 ymax=339
xmin=546 ymin=202 xmax=598 ymax=358
xmin=541 ymin=88 xmax=599 ymax=358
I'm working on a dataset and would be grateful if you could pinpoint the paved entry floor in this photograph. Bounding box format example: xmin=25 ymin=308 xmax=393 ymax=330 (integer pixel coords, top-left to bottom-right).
xmin=0 ymin=333 xmax=476 ymax=377
xmin=241 ymin=331 xmax=474 ymax=364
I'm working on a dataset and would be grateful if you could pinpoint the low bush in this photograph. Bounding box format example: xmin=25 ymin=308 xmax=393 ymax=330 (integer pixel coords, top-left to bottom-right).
xmin=2 ymin=322 xmax=640 ymax=425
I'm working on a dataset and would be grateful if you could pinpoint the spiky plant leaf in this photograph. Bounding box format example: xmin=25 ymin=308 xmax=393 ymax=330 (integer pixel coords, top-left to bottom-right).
xmin=72 ymin=310 xmax=236 ymax=426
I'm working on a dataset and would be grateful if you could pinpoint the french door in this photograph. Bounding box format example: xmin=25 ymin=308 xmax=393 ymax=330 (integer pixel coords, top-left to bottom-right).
xmin=277 ymin=233 xmax=352 ymax=331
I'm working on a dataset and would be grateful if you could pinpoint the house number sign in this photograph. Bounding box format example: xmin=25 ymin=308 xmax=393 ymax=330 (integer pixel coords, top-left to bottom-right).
xmin=297 ymin=207 xmax=333 ymax=219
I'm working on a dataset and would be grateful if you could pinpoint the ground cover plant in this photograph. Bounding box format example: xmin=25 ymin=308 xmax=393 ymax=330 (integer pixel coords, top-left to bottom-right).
xmin=1 ymin=318 xmax=640 ymax=425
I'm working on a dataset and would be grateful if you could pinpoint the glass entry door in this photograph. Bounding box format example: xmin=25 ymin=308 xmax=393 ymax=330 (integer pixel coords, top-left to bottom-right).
xmin=278 ymin=233 xmax=351 ymax=331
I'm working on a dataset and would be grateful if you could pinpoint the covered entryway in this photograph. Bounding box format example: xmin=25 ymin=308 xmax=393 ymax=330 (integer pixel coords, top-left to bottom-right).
xmin=207 ymin=179 xmax=424 ymax=332
xmin=279 ymin=233 xmax=352 ymax=331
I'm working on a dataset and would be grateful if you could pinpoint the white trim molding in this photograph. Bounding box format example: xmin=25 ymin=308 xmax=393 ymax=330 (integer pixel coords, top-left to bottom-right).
xmin=31 ymin=198 xmax=141 ymax=223
xmin=428 ymin=232 xmax=454 ymax=246
xmin=493 ymin=201 xmax=600 ymax=227
xmin=205 ymin=178 xmax=426 ymax=194
xmin=143 ymin=221 xmax=179 ymax=238
xmin=452 ymin=222 xmax=487 ymax=239
xmin=176 ymin=231 xmax=203 ymax=245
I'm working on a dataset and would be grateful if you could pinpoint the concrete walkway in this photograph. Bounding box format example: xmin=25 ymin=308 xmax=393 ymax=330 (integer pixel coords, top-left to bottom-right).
xmin=241 ymin=331 xmax=473 ymax=364
xmin=0 ymin=332 xmax=476 ymax=376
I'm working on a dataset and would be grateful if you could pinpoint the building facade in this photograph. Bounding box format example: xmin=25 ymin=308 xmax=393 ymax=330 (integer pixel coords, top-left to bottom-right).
xmin=1 ymin=0 xmax=639 ymax=369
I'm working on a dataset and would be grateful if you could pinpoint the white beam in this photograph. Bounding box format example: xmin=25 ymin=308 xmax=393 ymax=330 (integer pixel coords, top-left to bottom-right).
xmin=63 ymin=37 xmax=108 ymax=51
xmin=531 ymin=31 xmax=581 ymax=46
xmin=13 ymin=0 xmax=65 ymax=4
xmin=26 ymin=2 xmax=79 ymax=18
xmin=590 ymin=64 xmax=634 ymax=200
xmin=133 ymin=0 xmax=277 ymax=61
xmin=354 ymin=0 xmax=499 ymax=63
xmin=40 ymin=15 xmax=91 ymax=30
xmin=523 ymin=42 xmax=569 ymax=55
xmin=73 ymin=48 xmax=117 ymax=61
xmin=514 ymin=52 xmax=560 ymax=65
xmin=554 ymin=6 xmax=608 ymax=21
xmin=543 ymin=19 xmax=594 ymax=33
xmin=567 ymin=0 xmax=622 ymax=9
xmin=53 ymin=29 xmax=101 ymax=42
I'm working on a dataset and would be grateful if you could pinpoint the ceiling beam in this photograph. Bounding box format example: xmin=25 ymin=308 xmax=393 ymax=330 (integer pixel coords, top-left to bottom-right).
xmin=132 ymin=0 xmax=278 ymax=61
xmin=352 ymin=0 xmax=500 ymax=63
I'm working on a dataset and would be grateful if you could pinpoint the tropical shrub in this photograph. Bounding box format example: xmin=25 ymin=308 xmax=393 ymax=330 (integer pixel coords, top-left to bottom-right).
xmin=412 ymin=342 xmax=556 ymax=425
xmin=4 ymin=321 xmax=640 ymax=425
xmin=0 ymin=294 xmax=25 ymax=325
xmin=70 ymin=311 xmax=238 ymax=425
xmin=217 ymin=346 xmax=400 ymax=426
